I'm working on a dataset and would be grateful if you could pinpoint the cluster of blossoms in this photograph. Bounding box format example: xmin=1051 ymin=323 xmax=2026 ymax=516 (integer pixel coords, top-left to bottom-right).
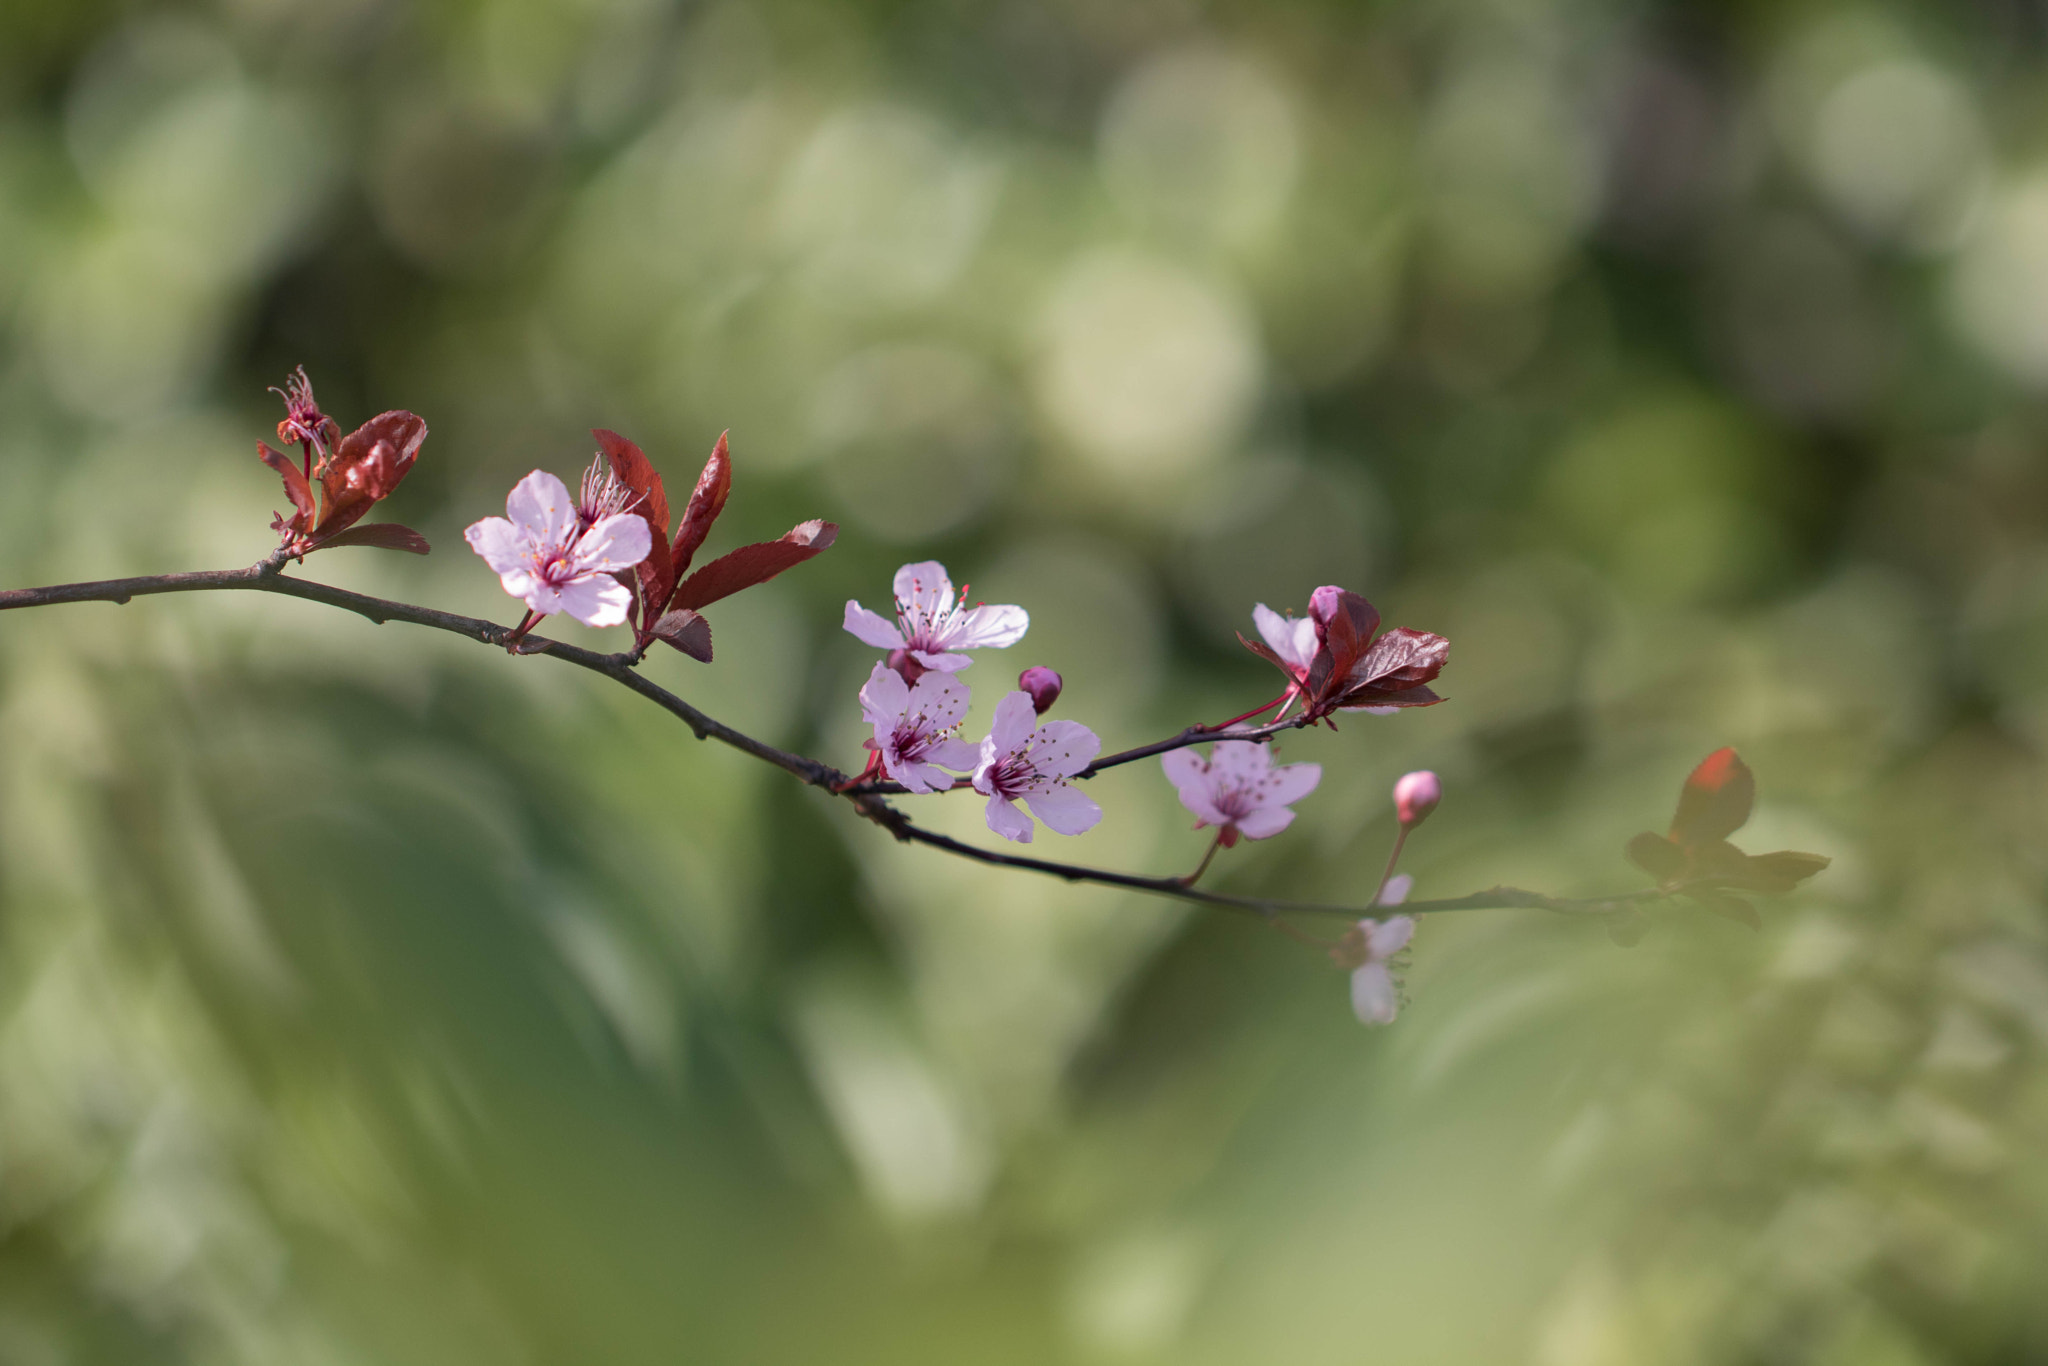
xmin=241 ymin=370 xmax=1823 ymax=1034
xmin=844 ymin=561 xmax=1102 ymax=842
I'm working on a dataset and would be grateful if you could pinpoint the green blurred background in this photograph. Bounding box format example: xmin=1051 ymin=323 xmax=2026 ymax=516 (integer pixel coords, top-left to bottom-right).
xmin=3 ymin=0 xmax=2046 ymax=1361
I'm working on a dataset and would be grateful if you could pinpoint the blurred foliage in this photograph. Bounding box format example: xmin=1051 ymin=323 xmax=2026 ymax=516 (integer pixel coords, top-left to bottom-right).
xmin=3 ymin=0 xmax=2048 ymax=1361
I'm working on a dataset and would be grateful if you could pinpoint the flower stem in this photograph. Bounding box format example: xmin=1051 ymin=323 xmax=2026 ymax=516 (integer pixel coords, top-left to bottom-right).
xmin=1371 ymin=827 xmax=1409 ymax=909
xmin=1203 ymin=687 xmax=1297 ymax=733
xmin=1179 ymin=832 xmax=1225 ymax=887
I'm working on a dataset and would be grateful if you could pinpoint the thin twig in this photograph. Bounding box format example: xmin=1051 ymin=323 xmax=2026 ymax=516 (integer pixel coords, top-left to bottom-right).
xmin=0 ymin=562 xmax=1664 ymax=922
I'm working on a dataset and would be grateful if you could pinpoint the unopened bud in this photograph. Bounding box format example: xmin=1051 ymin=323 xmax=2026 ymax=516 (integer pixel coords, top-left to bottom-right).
xmin=1394 ymin=770 xmax=1440 ymax=828
xmin=1019 ymin=666 xmax=1063 ymax=715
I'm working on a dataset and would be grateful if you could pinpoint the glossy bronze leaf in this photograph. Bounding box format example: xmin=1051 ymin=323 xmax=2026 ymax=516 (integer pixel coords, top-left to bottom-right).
xmin=313 ymin=523 xmax=431 ymax=554
xmin=651 ymin=608 xmax=713 ymax=662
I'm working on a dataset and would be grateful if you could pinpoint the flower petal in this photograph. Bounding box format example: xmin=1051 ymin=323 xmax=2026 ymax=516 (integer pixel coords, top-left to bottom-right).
xmin=1366 ymin=914 xmax=1415 ymax=959
xmin=1231 ymin=805 xmax=1296 ymax=840
xmin=506 ymin=470 xmax=578 ymax=550
xmin=983 ymin=793 xmax=1034 ymax=843
xmin=907 ymin=671 xmax=972 ymax=731
xmin=1174 ymin=784 xmax=1230 ymax=827
xmin=573 ymin=511 xmax=653 ymax=574
xmin=926 ymin=738 xmax=982 ymax=772
xmin=858 ymin=661 xmax=911 ymax=728
xmin=465 ymin=517 xmax=532 ymax=578
xmin=1378 ymin=873 xmax=1413 ymax=908
xmin=1253 ymin=604 xmax=1317 ymax=674
xmin=1255 ymin=760 xmax=1323 ymax=810
xmin=1160 ymin=749 xmax=1209 ymax=789
xmin=888 ymin=757 xmax=951 ymax=795
xmin=1024 ymin=783 xmax=1101 ymax=837
xmin=845 ymin=602 xmax=907 ymax=650
xmin=554 ymin=573 xmax=634 ymax=628
xmin=1350 ymin=963 xmax=1399 ymax=1025
xmin=944 ymin=603 xmax=1029 ymax=651
xmin=1206 ymin=741 xmax=1271 ymax=787
xmin=908 ymin=650 xmax=974 ymax=672
xmin=1026 ymin=718 xmax=1101 ymax=777
xmin=893 ymin=561 xmax=955 ymax=617
xmin=988 ymin=690 xmax=1039 ymax=755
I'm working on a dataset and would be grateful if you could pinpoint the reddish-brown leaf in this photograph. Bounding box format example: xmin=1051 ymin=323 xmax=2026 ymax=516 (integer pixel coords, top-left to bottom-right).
xmin=1236 ymin=631 xmax=1290 ymax=673
xmin=652 ymin=608 xmax=714 ymax=662
xmin=671 ymin=519 xmax=838 ymax=610
xmin=1328 ymin=628 xmax=1449 ymax=709
xmin=671 ymin=431 xmax=732 ymax=579
xmin=312 ymin=410 xmax=427 ymax=540
xmin=593 ymin=429 xmax=670 ymax=536
xmin=1626 ymin=832 xmax=1687 ymax=881
xmin=1732 ymin=850 xmax=1832 ymax=893
xmin=636 ymin=521 xmax=676 ymax=626
xmin=1669 ymin=747 xmax=1754 ymax=848
xmin=313 ymin=523 xmax=431 ymax=554
xmin=258 ymin=440 xmax=314 ymax=530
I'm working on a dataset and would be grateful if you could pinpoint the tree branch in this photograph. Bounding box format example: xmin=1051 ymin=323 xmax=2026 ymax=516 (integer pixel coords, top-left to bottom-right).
xmin=1 ymin=562 xmax=1660 ymax=924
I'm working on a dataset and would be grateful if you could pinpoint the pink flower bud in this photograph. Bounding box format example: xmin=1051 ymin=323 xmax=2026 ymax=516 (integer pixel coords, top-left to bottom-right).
xmin=1307 ymin=585 xmax=1347 ymax=628
xmin=1018 ymin=666 xmax=1063 ymax=715
xmin=1394 ymin=770 xmax=1440 ymax=828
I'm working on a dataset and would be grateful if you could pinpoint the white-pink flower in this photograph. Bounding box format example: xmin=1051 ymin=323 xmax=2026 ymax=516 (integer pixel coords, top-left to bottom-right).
xmin=1160 ymin=742 xmax=1322 ymax=847
xmin=844 ymin=560 xmax=1029 ymax=672
xmin=1250 ymin=602 xmax=1319 ymax=681
xmin=465 ymin=469 xmax=652 ymax=627
xmin=972 ymin=691 xmax=1101 ymax=843
xmin=858 ymin=662 xmax=980 ymax=794
xmin=1344 ymin=916 xmax=1414 ymax=1026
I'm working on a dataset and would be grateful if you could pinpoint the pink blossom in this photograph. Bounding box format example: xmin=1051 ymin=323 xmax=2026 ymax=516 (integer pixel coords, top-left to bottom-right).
xmin=858 ymin=663 xmax=980 ymax=794
xmin=972 ymin=691 xmax=1101 ymax=843
xmin=465 ymin=469 xmax=652 ymax=628
xmin=1250 ymin=603 xmax=1319 ymax=683
xmin=1159 ymin=742 xmax=1321 ymax=848
xmin=844 ymin=560 xmax=1029 ymax=672
xmin=1337 ymin=916 xmax=1415 ymax=1026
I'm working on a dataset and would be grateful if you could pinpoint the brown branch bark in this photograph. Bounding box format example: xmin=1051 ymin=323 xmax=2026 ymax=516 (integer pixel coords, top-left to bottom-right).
xmin=1 ymin=561 xmax=1659 ymax=923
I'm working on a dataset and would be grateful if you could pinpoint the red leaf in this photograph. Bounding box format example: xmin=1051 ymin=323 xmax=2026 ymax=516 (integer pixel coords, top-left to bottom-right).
xmin=312 ymin=410 xmax=427 ymax=540
xmin=671 ymin=519 xmax=838 ymax=610
xmin=312 ymin=523 xmax=431 ymax=554
xmin=1328 ymin=629 xmax=1449 ymax=710
xmin=1626 ymin=832 xmax=1687 ymax=881
xmin=1236 ymin=631 xmax=1290 ymax=673
xmin=1731 ymin=850 xmax=1832 ymax=893
xmin=593 ymin=429 xmax=670 ymax=537
xmin=258 ymin=440 xmax=314 ymax=530
xmin=652 ymin=608 xmax=713 ymax=662
xmin=1669 ymin=747 xmax=1754 ymax=847
xmin=671 ymin=431 xmax=733 ymax=579
xmin=636 ymin=521 xmax=676 ymax=627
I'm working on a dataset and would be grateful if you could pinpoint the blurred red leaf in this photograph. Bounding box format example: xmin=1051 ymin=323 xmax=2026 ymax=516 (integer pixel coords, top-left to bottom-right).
xmin=1670 ymin=747 xmax=1754 ymax=846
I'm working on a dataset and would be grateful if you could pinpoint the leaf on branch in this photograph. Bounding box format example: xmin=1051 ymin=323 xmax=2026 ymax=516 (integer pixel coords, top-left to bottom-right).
xmin=652 ymin=608 xmax=713 ymax=662
xmin=312 ymin=523 xmax=432 ymax=554
xmin=594 ymin=428 xmax=669 ymax=535
xmin=1626 ymin=831 xmax=1687 ymax=881
xmin=671 ymin=431 xmax=732 ymax=578
xmin=312 ymin=410 xmax=428 ymax=542
xmin=258 ymin=440 xmax=315 ymax=526
xmin=672 ymin=519 xmax=839 ymax=610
